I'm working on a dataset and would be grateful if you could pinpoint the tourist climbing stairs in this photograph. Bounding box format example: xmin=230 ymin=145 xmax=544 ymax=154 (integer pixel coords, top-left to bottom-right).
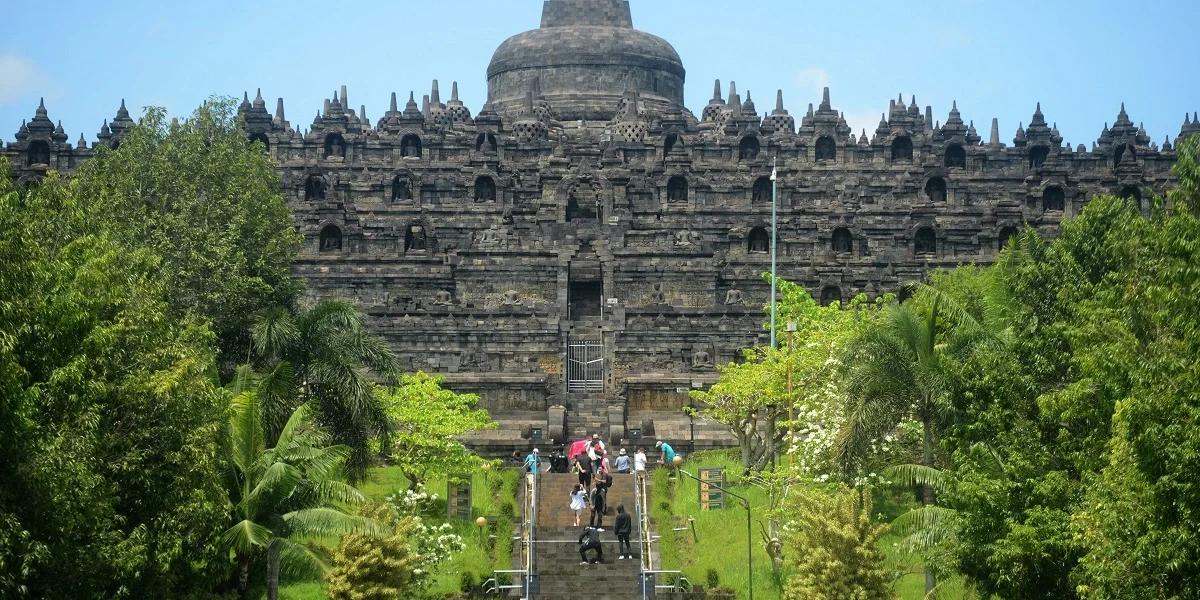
xmin=530 ymin=472 xmax=645 ymax=599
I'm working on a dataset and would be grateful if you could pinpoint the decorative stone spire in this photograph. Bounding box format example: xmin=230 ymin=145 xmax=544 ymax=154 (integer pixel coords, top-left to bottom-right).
xmin=402 ymin=92 xmax=422 ymax=118
xmin=859 ymin=128 xmax=871 ymax=147
xmin=819 ymin=86 xmax=832 ymax=112
xmin=741 ymin=90 xmax=756 ymax=116
xmin=451 ymin=81 xmax=461 ymax=103
xmin=35 ymin=97 xmax=47 ymax=119
xmin=727 ymin=81 xmax=737 ymax=107
xmin=275 ymin=98 xmax=286 ymax=123
xmin=773 ymin=89 xmax=787 ymax=115
xmin=1014 ymin=122 xmax=1027 ymax=146
xmin=15 ymin=119 xmax=28 ymax=141
xmin=53 ymin=120 xmax=67 ymax=143
xmin=340 ymin=85 xmax=349 ymax=111
xmin=360 ymin=105 xmax=367 ymax=123
xmin=77 ymin=132 xmax=87 ymax=149
xmin=253 ymin=88 xmax=266 ymax=110
xmin=240 ymin=91 xmax=251 ymax=111
xmin=989 ymin=118 xmax=1000 ymax=147
xmin=713 ymin=79 xmax=723 ymax=102
xmin=430 ymin=80 xmax=442 ymax=107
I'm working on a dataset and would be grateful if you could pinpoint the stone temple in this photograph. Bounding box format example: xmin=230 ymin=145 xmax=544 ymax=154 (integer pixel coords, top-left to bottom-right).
xmin=5 ymin=0 xmax=1198 ymax=455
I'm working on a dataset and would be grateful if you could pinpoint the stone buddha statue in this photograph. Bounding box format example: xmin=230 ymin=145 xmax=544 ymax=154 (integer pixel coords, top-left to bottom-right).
xmin=690 ymin=349 xmax=713 ymax=370
xmin=433 ymin=290 xmax=454 ymax=306
xmin=500 ymin=289 xmax=522 ymax=306
xmin=724 ymin=289 xmax=743 ymax=306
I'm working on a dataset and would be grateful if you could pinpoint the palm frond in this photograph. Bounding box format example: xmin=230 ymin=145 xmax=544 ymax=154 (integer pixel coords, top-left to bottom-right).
xmin=275 ymin=402 xmax=314 ymax=451
xmin=242 ymin=461 xmax=303 ymax=517
xmin=229 ymin=391 xmax=265 ymax=477
xmin=282 ymin=508 xmax=388 ymax=539
xmin=884 ymin=464 xmax=953 ymax=494
xmin=258 ymin=360 xmax=298 ymax=441
xmin=890 ymin=505 xmax=957 ymax=539
xmin=219 ymin=519 xmax=273 ymax=554
xmin=253 ymin=305 xmax=300 ymax=362
xmin=271 ymin=537 xmax=332 ymax=581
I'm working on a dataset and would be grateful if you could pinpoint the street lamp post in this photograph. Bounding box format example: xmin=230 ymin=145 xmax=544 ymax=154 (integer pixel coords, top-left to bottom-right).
xmin=770 ymin=158 xmax=778 ymax=350
xmin=677 ymin=468 xmax=755 ymax=600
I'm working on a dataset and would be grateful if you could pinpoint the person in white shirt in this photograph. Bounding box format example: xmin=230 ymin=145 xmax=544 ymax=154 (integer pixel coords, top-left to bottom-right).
xmin=633 ymin=448 xmax=647 ymax=472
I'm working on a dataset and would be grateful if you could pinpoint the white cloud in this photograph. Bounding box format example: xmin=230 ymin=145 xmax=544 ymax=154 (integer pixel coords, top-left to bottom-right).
xmin=0 ymin=53 xmax=49 ymax=106
xmin=796 ymin=67 xmax=830 ymax=102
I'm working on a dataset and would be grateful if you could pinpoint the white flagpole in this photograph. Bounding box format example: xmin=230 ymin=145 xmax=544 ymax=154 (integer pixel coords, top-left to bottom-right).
xmin=770 ymin=157 xmax=778 ymax=349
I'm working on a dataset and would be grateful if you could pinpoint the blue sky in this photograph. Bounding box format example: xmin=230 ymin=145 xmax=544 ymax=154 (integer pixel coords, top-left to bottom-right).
xmin=2 ymin=0 xmax=1197 ymax=149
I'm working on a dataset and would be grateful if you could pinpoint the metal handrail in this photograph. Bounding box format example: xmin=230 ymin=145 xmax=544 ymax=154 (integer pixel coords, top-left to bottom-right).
xmin=633 ymin=470 xmax=655 ymax=600
xmin=487 ymin=471 xmax=538 ymax=598
xmin=643 ymin=570 xmax=692 ymax=593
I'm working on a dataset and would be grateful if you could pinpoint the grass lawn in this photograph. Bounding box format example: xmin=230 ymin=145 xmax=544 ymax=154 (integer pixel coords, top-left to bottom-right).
xmin=266 ymin=465 xmax=522 ymax=600
xmin=652 ymin=449 xmax=967 ymax=600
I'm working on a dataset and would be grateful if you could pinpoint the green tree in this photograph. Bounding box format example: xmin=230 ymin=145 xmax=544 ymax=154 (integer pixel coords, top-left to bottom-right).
xmin=73 ymin=99 xmax=301 ymax=375
xmin=380 ymin=372 xmax=497 ymax=489
xmin=779 ymin=485 xmax=894 ymax=600
xmin=251 ymin=300 xmax=402 ymax=481
xmin=835 ymin=284 xmax=997 ymax=595
xmin=326 ymin=505 xmax=422 ymax=600
xmin=692 ymin=276 xmax=864 ymax=471
xmin=220 ymin=384 xmax=384 ymax=600
xmin=0 ymin=165 xmax=228 ymax=598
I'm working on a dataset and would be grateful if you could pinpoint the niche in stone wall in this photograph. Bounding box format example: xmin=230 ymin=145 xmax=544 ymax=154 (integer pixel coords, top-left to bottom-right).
xmin=319 ymin=225 xmax=342 ymax=252
xmin=1042 ymin=186 xmax=1064 ymax=211
xmin=892 ymin=136 xmax=914 ymax=162
xmin=944 ymin=144 xmax=966 ymax=168
xmin=748 ymin=226 xmax=770 ymax=254
xmin=323 ymin=133 xmax=346 ymax=159
xmin=925 ymin=177 xmax=947 ymax=203
xmin=832 ymin=227 xmax=853 ymax=253
xmin=820 ymin=286 xmax=842 ymax=306
xmin=403 ymin=223 xmax=427 ymax=252
xmin=474 ymin=176 xmax=496 ymax=202
xmin=26 ymin=140 xmax=50 ymax=166
xmin=1029 ymin=146 xmax=1049 ymax=168
xmin=1120 ymin=185 xmax=1142 ymax=210
xmin=667 ymin=176 xmax=688 ymax=203
xmin=248 ymin=132 xmax=269 ymax=151
xmin=815 ymin=136 xmax=836 ymax=161
xmin=475 ymin=132 xmax=498 ymax=152
xmin=401 ymin=134 xmax=422 ymax=158
xmin=1114 ymin=144 xmax=1135 ymax=165
xmin=999 ymin=226 xmax=1018 ymax=250
xmin=664 ymin=133 xmax=679 ymax=157
xmin=391 ymin=176 xmax=412 ymax=202
xmin=739 ymin=136 xmax=760 ymax=160
xmin=305 ymin=175 xmax=325 ymax=201
xmin=915 ymin=227 xmax=937 ymax=256
xmin=566 ymin=183 xmax=599 ymax=221
xmin=752 ymin=176 xmax=772 ymax=203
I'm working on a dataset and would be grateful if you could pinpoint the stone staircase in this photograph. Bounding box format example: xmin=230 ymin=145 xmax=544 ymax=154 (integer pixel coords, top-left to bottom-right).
xmin=565 ymin=393 xmax=614 ymax=439
xmin=532 ymin=473 xmax=644 ymax=599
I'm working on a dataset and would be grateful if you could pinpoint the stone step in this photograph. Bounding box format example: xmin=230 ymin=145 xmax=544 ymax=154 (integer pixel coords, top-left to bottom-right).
xmin=529 ymin=474 xmax=650 ymax=600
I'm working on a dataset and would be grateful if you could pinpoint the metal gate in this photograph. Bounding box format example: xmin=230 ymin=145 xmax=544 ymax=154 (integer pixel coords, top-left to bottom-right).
xmin=567 ymin=341 xmax=604 ymax=392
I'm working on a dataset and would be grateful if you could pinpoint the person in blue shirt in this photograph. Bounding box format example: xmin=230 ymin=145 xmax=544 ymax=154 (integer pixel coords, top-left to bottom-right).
xmin=524 ymin=448 xmax=542 ymax=474
xmin=655 ymin=441 xmax=675 ymax=466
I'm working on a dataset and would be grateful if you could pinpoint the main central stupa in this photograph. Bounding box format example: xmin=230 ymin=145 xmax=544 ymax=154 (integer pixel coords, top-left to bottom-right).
xmin=486 ymin=0 xmax=686 ymax=122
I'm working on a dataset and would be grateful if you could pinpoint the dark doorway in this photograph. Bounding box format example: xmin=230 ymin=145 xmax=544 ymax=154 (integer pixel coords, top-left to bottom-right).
xmin=569 ymin=281 xmax=602 ymax=320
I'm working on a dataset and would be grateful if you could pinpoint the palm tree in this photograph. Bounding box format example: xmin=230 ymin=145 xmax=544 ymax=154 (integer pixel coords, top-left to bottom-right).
xmin=251 ymin=299 xmax=402 ymax=481
xmin=220 ymin=378 xmax=385 ymax=600
xmin=834 ymin=284 xmax=1001 ymax=596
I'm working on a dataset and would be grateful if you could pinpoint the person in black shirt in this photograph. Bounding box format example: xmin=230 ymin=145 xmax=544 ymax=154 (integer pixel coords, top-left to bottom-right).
xmin=614 ymin=504 xmax=633 ymax=559
xmin=589 ymin=482 xmax=606 ymax=528
xmin=578 ymin=526 xmax=604 ymax=564
xmin=575 ymin=452 xmax=593 ymax=489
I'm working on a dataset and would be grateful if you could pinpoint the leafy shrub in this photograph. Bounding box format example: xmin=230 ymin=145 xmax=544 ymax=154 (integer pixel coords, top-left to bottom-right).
xmin=706 ymin=568 xmax=721 ymax=589
xmin=458 ymin=571 xmax=477 ymax=594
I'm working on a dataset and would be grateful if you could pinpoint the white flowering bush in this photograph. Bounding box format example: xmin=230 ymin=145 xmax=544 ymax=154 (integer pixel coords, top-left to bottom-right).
xmin=373 ymin=484 xmax=465 ymax=589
